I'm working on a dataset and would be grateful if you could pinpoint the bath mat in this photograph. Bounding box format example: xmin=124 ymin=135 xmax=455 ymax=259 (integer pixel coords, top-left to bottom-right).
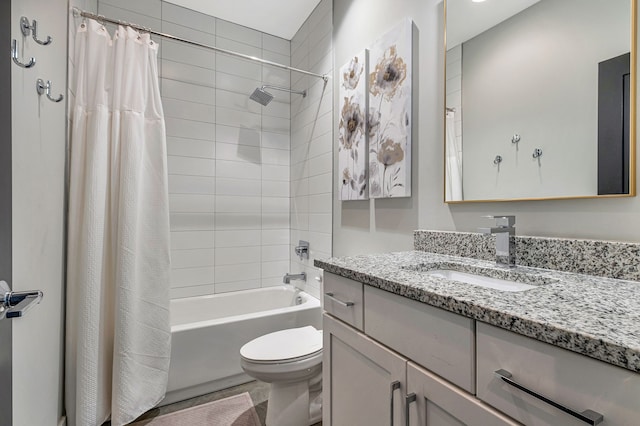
xmin=131 ymin=392 xmax=261 ymax=426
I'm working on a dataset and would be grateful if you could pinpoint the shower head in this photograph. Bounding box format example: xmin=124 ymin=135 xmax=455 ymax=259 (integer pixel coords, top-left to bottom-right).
xmin=249 ymin=84 xmax=307 ymax=106
xmin=249 ymin=87 xmax=275 ymax=106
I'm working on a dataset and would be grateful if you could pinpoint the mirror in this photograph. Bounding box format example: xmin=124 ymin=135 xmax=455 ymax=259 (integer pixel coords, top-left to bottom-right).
xmin=444 ymin=0 xmax=636 ymax=202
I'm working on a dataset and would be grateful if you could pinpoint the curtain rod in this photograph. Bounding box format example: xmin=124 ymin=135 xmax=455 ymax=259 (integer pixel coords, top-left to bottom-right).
xmin=71 ymin=7 xmax=329 ymax=82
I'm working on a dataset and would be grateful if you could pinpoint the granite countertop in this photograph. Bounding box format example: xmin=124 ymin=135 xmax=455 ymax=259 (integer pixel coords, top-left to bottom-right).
xmin=315 ymin=251 xmax=640 ymax=373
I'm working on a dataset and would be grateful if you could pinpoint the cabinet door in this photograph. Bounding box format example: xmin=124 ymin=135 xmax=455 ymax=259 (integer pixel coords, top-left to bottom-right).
xmin=323 ymin=313 xmax=407 ymax=426
xmin=406 ymin=362 xmax=520 ymax=426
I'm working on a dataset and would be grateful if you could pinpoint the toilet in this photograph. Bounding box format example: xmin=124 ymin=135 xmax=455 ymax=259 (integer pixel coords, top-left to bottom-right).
xmin=240 ymin=326 xmax=323 ymax=426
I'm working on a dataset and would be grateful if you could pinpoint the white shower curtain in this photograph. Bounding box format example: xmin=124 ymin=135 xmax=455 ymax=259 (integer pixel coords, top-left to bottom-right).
xmin=445 ymin=111 xmax=463 ymax=201
xmin=66 ymin=19 xmax=171 ymax=426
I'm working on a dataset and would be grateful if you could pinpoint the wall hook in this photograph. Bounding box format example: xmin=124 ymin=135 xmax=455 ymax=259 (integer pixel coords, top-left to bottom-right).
xmin=532 ymin=148 xmax=543 ymax=159
xmin=20 ymin=16 xmax=52 ymax=46
xmin=493 ymin=155 xmax=503 ymax=165
xmin=511 ymin=134 xmax=521 ymax=144
xmin=11 ymin=39 xmax=36 ymax=68
xmin=36 ymin=78 xmax=64 ymax=103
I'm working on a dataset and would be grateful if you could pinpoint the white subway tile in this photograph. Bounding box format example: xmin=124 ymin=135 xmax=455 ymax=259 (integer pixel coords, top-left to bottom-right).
xmin=309 ymin=231 xmax=332 ymax=254
xmin=262 ymin=33 xmax=290 ymax=56
xmin=216 ymin=230 xmax=261 ymax=247
xmin=309 ymin=172 xmax=332 ymax=195
xmin=215 ymin=213 xmax=262 ymax=230
xmin=262 ymin=164 xmax=289 ymax=181
xmin=262 ymin=132 xmax=290 ymax=150
xmin=262 ymin=213 xmax=290 ymax=229
xmin=216 ymin=19 xmax=262 ymax=48
xmin=161 ymin=60 xmax=215 ymax=88
xmin=262 ymin=147 xmax=290 ymax=166
xmin=170 ymin=194 xmax=215 ymax=213
xmin=216 ymin=124 xmax=261 ymax=147
xmin=262 ymin=115 xmax=290 ymax=135
xmin=167 ymin=137 xmax=216 ymax=159
xmin=215 ymin=195 xmax=261 ymax=213
xmin=215 ymin=246 xmax=261 ymax=265
xmin=261 ymin=245 xmax=289 ymax=262
xmin=216 ymin=72 xmax=260 ymax=95
xmin=215 ymin=280 xmax=260 ymax=293
xmin=170 ymin=212 xmax=215 ymax=231
xmin=165 ymin=117 xmax=215 ymax=141
xmin=262 ymin=180 xmax=289 ymax=197
xmin=309 ymin=213 xmax=332 ymax=233
xmin=262 ymin=260 xmax=289 ymax=278
xmin=170 ymin=266 xmax=215 ymax=287
xmin=163 ymin=98 xmax=215 ymax=123
xmin=97 ymin=4 xmax=160 ymax=28
xmin=168 ymin=156 xmax=215 ymax=177
xmin=161 ymin=2 xmax=216 ymax=34
xmin=171 ymin=249 xmax=215 ymax=269
xmin=162 ymin=40 xmax=215 ymax=70
xmin=262 ymin=197 xmax=289 ymax=213
xmin=216 ymin=178 xmax=261 ymax=197
xmin=216 ymin=107 xmax=261 ymax=130
xmin=162 ymin=79 xmax=216 ymax=105
xmin=261 ymin=277 xmax=285 ymax=288
xmin=161 ymin=21 xmax=216 ymax=46
xmin=215 ymin=34 xmax=262 ymax=56
xmin=170 ymin=231 xmax=215 ymax=250
xmin=309 ymin=151 xmax=332 ymax=177
xmin=216 ymin=159 xmax=261 ymax=180
xmin=216 ymin=89 xmax=261 ymax=114
xmin=216 ymin=142 xmax=261 ymax=163
xmin=308 ymin=193 xmax=332 ymax=214
xmin=100 ymin=0 xmax=161 ymax=18
xmin=216 ymin=54 xmax=262 ymax=82
xmin=170 ymin=284 xmax=215 ymax=299
xmin=262 ymin=229 xmax=289 ymax=246
xmin=215 ymin=263 xmax=260 ymax=283
xmin=169 ymin=175 xmax=216 ymax=194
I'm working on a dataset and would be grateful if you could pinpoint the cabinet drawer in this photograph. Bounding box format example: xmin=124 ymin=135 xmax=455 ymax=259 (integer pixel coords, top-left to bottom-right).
xmin=477 ymin=322 xmax=640 ymax=426
xmin=364 ymin=286 xmax=475 ymax=393
xmin=323 ymin=272 xmax=364 ymax=331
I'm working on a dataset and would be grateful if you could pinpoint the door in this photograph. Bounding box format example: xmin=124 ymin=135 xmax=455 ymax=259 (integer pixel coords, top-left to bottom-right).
xmin=323 ymin=313 xmax=407 ymax=426
xmin=406 ymin=362 xmax=520 ymax=426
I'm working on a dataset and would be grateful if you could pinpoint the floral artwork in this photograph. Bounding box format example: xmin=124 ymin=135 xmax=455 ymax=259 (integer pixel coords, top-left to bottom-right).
xmin=338 ymin=51 xmax=368 ymax=200
xmin=368 ymin=19 xmax=412 ymax=198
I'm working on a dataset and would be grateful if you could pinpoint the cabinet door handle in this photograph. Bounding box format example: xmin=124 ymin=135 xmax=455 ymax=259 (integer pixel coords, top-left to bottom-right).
xmin=324 ymin=292 xmax=354 ymax=307
xmin=405 ymin=393 xmax=416 ymax=426
xmin=494 ymin=369 xmax=603 ymax=425
xmin=390 ymin=381 xmax=400 ymax=425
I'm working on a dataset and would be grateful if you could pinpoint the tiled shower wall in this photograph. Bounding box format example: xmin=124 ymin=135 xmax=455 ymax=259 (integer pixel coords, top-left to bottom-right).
xmin=290 ymin=0 xmax=333 ymax=299
xmin=89 ymin=0 xmax=292 ymax=298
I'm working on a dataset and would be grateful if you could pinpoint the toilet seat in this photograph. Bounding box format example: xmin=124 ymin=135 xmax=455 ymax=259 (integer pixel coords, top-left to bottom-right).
xmin=240 ymin=326 xmax=322 ymax=363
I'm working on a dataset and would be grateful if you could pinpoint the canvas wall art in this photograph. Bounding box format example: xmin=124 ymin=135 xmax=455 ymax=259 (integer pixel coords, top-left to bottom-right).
xmin=338 ymin=50 xmax=368 ymax=200
xmin=368 ymin=19 xmax=412 ymax=198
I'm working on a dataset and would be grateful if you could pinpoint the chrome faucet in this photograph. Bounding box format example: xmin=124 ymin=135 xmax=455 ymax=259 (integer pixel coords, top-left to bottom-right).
xmin=478 ymin=215 xmax=516 ymax=267
xmin=283 ymin=272 xmax=306 ymax=284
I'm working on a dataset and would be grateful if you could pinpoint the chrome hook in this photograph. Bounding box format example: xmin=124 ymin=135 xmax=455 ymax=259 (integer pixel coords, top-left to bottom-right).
xmin=532 ymin=148 xmax=543 ymax=159
xmin=36 ymin=78 xmax=64 ymax=103
xmin=21 ymin=16 xmax=53 ymax=46
xmin=11 ymin=39 xmax=36 ymax=68
xmin=493 ymin=155 xmax=503 ymax=165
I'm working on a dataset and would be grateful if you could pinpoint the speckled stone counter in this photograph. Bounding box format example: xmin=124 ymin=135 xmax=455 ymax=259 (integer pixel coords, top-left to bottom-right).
xmin=315 ymin=250 xmax=640 ymax=373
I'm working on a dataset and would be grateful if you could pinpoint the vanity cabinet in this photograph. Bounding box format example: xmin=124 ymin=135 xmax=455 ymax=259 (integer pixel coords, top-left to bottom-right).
xmin=323 ymin=313 xmax=407 ymax=425
xmin=406 ymin=362 xmax=519 ymax=426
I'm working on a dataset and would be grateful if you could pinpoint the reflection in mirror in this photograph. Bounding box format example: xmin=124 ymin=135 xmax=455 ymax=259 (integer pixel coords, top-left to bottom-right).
xmin=445 ymin=0 xmax=635 ymax=202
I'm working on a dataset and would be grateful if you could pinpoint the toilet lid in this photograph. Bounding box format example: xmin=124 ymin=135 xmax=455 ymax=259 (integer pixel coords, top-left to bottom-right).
xmin=240 ymin=326 xmax=322 ymax=362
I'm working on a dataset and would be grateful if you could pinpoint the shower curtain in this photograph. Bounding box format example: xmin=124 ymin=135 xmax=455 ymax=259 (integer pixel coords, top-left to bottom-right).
xmin=66 ymin=19 xmax=171 ymax=426
xmin=445 ymin=110 xmax=463 ymax=201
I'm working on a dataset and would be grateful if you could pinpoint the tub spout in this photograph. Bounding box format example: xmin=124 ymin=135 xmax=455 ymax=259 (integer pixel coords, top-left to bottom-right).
xmin=283 ymin=272 xmax=306 ymax=284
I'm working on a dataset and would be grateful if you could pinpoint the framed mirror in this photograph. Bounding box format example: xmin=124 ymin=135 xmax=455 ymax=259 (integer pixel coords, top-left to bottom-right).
xmin=444 ymin=0 xmax=636 ymax=202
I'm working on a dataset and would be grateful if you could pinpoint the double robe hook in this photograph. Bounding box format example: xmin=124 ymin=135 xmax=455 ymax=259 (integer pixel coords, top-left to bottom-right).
xmin=36 ymin=78 xmax=63 ymax=103
xmin=20 ymin=16 xmax=52 ymax=45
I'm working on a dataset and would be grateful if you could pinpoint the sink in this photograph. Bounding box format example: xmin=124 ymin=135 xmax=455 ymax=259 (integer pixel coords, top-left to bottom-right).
xmin=424 ymin=269 xmax=537 ymax=292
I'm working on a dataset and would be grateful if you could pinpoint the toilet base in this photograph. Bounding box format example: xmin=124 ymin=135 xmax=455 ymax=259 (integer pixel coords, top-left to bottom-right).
xmin=266 ymin=381 xmax=309 ymax=426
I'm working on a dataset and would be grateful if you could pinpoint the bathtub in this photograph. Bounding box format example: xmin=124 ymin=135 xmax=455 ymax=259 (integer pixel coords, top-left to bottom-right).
xmin=161 ymin=285 xmax=321 ymax=405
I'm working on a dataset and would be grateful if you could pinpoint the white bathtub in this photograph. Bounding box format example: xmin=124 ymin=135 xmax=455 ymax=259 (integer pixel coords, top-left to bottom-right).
xmin=161 ymin=285 xmax=321 ymax=405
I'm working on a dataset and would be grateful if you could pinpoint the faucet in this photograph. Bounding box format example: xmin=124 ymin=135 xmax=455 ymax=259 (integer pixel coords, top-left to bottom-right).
xmin=283 ymin=272 xmax=306 ymax=284
xmin=478 ymin=215 xmax=516 ymax=267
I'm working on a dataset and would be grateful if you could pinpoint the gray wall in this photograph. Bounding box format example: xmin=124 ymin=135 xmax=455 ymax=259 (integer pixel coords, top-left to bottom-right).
xmin=333 ymin=0 xmax=640 ymax=257
xmin=462 ymin=0 xmax=629 ymax=200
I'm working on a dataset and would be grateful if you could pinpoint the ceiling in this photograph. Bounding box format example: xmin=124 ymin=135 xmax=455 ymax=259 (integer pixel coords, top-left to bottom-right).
xmin=164 ymin=0 xmax=322 ymax=40
xmin=447 ymin=0 xmax=540 ymax=48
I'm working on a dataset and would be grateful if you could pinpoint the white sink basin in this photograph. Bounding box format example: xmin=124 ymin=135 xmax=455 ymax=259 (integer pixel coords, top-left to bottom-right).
xmin=425 ymin=270 xmax=537 ymax=292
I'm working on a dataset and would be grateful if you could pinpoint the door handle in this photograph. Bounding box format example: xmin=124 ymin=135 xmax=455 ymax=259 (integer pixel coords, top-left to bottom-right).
xmin=0 ymin=280 xmax=43 ymax=319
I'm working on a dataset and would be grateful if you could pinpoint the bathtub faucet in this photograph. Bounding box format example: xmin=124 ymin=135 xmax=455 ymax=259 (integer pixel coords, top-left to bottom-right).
xmin=283 ymin=272 xmax=306 ymax=284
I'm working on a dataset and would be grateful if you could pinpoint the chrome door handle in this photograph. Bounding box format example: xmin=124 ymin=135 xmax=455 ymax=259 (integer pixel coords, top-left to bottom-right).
xmin=495 ymin=369 xmax=604 ymax=425
xmin=0 ymin=280 xmax=43 ymax=319
xmin=390 ymin=381 xmax=400 ymax=425
xmin=324 ymin=292 xmax=354 ymax=307
xmin=405 ymin=393 xmax=416 ymax=426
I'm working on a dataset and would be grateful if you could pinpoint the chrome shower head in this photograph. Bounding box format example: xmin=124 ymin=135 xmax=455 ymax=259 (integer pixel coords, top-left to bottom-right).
xmin=249 ymin=87 xmax=274 ymax=106
xmin=249 ymin=84 xmax=307 ymax=106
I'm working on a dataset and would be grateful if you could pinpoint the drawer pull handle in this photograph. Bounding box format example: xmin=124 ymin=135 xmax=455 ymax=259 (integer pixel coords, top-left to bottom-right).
xmin=405 ymin=393 xmax=416 ymax=426
xmin=324 ymin=292 xmax=354 ymax=307
xmin=390 ymin=380 xmax=400 ymax=425
xmin=494 ymin=369 xmax=603 ymax=425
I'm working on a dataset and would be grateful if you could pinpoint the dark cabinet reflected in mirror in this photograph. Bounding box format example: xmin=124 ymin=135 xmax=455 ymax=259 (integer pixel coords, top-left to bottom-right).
xmin=444 ymin=0 xmax=636 ymax=202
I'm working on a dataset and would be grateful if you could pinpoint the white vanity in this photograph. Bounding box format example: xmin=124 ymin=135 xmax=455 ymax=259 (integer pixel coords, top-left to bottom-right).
xmin=317 ymin=233 xmax=640 ymax=426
